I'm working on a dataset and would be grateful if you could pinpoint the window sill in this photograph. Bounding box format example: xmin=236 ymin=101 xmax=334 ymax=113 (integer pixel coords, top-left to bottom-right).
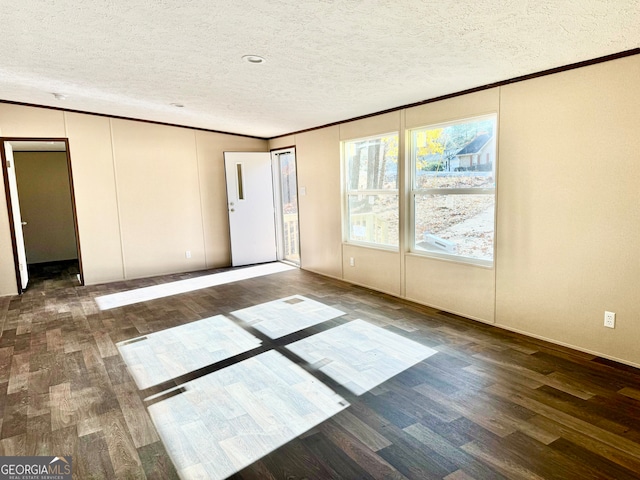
xmin=343 ymin=241 xmax=399 ymax=254
xmin=405 ymin=250 xmax=494 ymax=269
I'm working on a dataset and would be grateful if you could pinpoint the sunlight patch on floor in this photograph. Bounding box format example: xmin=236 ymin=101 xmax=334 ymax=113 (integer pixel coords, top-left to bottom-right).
xmin=117 ymin=315 xmax=262 ymax=389
xmin=95 ymin=262 xmax=295 ymax=310
xmin=231 ymin=295 xmax=345 ymax=338
xmin=116 ymin=292 xmax=436 ymax=478
xmin=287 ymin=319 xmax=437 ymax=395
xmin=146 ymin=350 xmax=348 ymax=480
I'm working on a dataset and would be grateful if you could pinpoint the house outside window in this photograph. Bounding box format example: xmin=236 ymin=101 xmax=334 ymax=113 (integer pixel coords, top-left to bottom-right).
xmin=344 ymin=134 xmax=399 ymax=248
xmin=410 ymin=115 xmax=497 ymax=265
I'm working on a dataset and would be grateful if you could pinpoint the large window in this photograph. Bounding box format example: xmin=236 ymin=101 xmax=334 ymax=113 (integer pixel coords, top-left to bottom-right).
xmin=411 ymin=115 xmax=497 ymax=265
xmin=344 ymin=134 xmax=399 ymax=248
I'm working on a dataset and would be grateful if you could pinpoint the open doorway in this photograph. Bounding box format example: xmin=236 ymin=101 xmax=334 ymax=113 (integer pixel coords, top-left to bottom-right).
xmin=1 ymin=138 xmax=83 ymax=293
xmin=271 ymin=147 xmax=300 ymax=266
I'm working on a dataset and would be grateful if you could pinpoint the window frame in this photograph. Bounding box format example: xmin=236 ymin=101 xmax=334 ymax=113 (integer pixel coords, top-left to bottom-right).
xmin=409 ymin=114 xmax=497 ymax=267
xmin=342 ymin=132 xmax=400 ymax=251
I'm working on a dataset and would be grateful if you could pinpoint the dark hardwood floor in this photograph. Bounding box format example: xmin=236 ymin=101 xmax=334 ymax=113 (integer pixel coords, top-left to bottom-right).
xmin=1 ymin=261 xmax=640 ymax=479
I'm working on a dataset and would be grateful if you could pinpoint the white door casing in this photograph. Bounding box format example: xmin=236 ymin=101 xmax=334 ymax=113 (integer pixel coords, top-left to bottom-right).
xmin=4 ymin=142 xmax=29 ymax=290
xmin=224 ymin=152 xmax=277 ymax=266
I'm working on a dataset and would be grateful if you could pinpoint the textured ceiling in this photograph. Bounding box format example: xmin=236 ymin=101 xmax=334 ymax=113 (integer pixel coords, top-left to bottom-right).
xmin=1 ymin=1 xmax=638 ymax=138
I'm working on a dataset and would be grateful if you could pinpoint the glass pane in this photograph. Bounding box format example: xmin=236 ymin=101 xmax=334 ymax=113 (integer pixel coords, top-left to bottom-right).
xmin=346 ymin=135 xmax=398 ymax=190
xmin=413 ymin=116 xmax=496 ymax=189
xmin=236 ymin=163 xmax=244 ymax=199
xmin=279 ymin=152 xmax=299 ymax=264
xmin=348 ymin=194 xmax=398 ymax=246
xmin=414 ymin=194 xmax=494 ymax=261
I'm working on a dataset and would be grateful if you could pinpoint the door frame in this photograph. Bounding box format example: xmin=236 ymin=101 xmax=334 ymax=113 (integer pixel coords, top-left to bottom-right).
xmin=270 ymin=146 xmax=301 ymax=265
xmin=0 ymin=137 xmax=84 ymax=293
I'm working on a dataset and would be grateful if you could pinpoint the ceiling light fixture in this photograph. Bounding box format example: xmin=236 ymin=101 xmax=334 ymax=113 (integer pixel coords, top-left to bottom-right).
xmin=242 ymin=55 xmax=266 ymax=64
xmin=52 ymin=93 xmax=66 ymax=100
xmin=170 ymin=103 xmax=185 ymax=108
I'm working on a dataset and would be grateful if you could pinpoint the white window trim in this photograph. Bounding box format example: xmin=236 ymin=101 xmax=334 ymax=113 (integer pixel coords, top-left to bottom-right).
xmin=409 ymin=114 xmax=497 ymax=267
xmin=342 ymin=132 xmax=400 ymax=250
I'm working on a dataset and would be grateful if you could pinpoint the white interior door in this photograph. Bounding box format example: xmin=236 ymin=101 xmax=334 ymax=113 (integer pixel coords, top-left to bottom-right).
xmin=4 ymin=142 xmax=29 ymax=290
xmin=224 ymin=152 xmax=277 ymax=266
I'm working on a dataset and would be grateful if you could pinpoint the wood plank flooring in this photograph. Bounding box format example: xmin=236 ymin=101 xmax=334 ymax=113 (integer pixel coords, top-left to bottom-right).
xmin=1 ymin=260 xmax=640 ymax=479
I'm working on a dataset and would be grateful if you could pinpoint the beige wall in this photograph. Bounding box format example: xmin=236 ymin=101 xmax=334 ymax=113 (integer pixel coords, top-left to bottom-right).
xmin=65 ymin=113 xmax=124 ymax=285
xmin=0 ymin=104 xmax=267 ymax=294
xmin=343 ymin=245 xmax=401 ymax=296
xmin=196 ymin=131 xmax=267 ymax=268
xmin=273 ymin=95 xmax=499 ymax=322
xmin=0 ymin=104 xmax=66 ymax=137
xmin=2 ymin=54 xmax=638 ymax=367
xmin=495 ymin=55 xmax=640 ymax=365
xmin=295 ymin=126 xmax=342 ymax=278
xmin=270 ymin=55 xmax=640 ymax=367
xmin=111 ymin=119 xmax=206 ymax=279
xmin=405 ymin=255 xmax=495 ymax=323
xmin=339 ymin=111 xmax=403 ymax=296
xmin=14 ymin=151 xmax=78 ymax=263
xmin=404 ymin=88 xmax=499 ymax=321
xmin=269 ymin=135 xmax=295 ymax=151
xmin=0 ymin=179 xmax=16 ymax=294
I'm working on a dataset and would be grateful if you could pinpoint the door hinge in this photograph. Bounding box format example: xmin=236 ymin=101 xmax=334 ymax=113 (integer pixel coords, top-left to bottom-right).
xmin=6 ymin=160 xmax=11 ymax=168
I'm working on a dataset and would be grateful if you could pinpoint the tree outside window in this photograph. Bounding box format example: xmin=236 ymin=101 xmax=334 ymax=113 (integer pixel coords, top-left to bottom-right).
xmin=344 ymin=134 xmax=399 ymax=248
xmin=411 ymin=115 xmax=497 ymax=265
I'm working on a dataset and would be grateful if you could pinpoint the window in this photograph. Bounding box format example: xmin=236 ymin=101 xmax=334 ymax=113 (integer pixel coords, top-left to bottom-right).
xmin=411 ymin=115 xmax=497 ymax=265
xmin=344 ymin=134 xmax=399 ymax=248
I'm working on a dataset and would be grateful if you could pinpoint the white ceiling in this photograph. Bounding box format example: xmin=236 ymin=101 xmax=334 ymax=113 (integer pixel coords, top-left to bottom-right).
xmin=1 ymin=1 xmax=638 ymax=139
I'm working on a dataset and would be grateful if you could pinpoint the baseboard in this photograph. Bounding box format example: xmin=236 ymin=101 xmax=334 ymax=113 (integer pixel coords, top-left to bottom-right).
xmin=299 ymin=267 xmax=639 ymax=371
xmin=495 ymin=323 xmax=640 ymax=370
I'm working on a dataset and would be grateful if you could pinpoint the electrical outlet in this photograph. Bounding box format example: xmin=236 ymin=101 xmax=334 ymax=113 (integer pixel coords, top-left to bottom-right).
xmin=185 ymin=250 xmax=192 ymax=259
xmin=349 ymin=257 xmax=355 ymax=267
xmin=604 ymin=311 xmax=615 ymax=329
